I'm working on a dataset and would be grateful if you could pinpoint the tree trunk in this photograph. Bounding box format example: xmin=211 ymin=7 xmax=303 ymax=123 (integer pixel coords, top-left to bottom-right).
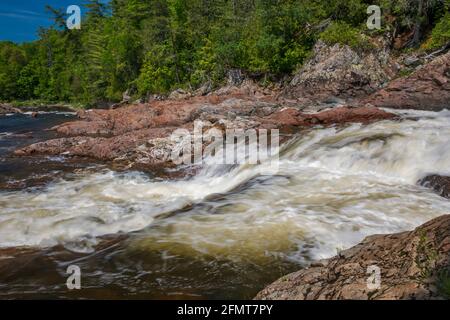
xmin=410 ymin=0 xmax=424 ymax=47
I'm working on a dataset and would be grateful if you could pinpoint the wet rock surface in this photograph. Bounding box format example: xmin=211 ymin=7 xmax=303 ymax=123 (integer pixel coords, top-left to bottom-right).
xmin=262 ymin=105 xmax=395 ymax=128
xmin=419 ymin=175 xmax=450 ymax=199
xmin=256 ymin=215 xmax=450 ymax=300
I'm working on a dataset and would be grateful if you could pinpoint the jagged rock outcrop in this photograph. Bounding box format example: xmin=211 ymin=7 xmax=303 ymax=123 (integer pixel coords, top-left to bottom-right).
xmin=256 ymin=215 xmax=450 ymax=300
xmin=419 ymin=175 xmax=450 ymax=199
xmin=363 ymin=51 xmax=450 ymax=111
xmin=284 ymin=40 xmax=398 ymax=103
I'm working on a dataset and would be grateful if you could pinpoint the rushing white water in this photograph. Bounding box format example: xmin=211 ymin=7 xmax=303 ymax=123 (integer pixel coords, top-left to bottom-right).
xmin=1 ymin=109 xmax=450 ymax=261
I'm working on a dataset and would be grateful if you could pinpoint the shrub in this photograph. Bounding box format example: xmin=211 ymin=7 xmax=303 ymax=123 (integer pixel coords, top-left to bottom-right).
xmin=427 ymin=13 xmax=450 ymax=50
xmin=319 ymin=21 xmax=371 ymax=50
xmin=137 ymin=44 xmax=177 ymax=94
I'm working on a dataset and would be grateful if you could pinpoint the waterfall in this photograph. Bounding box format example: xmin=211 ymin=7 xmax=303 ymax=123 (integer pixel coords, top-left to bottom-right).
xmin=1 ymin=109 xmax=450 ymax=261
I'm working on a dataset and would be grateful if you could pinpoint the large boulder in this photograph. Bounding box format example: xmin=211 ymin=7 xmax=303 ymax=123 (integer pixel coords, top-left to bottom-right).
xmin=256 ymin=215 xmax=450 ymax=300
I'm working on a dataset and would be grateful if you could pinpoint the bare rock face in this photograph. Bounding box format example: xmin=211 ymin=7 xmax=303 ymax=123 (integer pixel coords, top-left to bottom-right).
xmin=363 ymin=51 xmax=450 ymax=111
xmin=285 ymin=40 xmax=398 ymax=102
xmin=256 ymin=215 xmax=450 ymax=300
xmin=13 ymin=127 xmax=177 ymax=162
xmin=419 ymin=175 xmax=450 ymax=199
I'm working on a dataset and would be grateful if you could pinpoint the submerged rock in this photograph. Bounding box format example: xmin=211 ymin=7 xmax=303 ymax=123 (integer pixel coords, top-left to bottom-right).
xmin=419 ymin=175 xmax=450 ymax=199
xmin=285 ymin=40 xmax=398 ymax=103
xmin=256 ymin=215 xmax=450 ymax=300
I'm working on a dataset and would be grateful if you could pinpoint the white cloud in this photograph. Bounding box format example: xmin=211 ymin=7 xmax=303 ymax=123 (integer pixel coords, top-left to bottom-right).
xmin=0 ymin=9 xmax=48 ymax=21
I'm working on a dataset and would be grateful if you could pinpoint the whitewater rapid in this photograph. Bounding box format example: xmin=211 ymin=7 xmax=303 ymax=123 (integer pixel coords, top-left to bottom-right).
xmin=1 ymin=109 xmax=450 ymax=262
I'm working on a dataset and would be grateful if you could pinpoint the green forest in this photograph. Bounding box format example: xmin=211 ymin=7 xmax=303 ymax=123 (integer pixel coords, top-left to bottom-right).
xmin=1 ymin=0 xmax=449 ymax=105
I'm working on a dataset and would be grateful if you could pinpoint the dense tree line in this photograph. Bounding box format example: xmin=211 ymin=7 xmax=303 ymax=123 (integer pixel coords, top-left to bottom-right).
xmin=0 ymin=0 xmax=449 ymax=105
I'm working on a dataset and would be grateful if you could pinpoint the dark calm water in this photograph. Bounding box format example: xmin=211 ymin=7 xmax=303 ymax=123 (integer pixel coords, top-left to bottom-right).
xmin=0 ymin=112 xmax=83 ymax=189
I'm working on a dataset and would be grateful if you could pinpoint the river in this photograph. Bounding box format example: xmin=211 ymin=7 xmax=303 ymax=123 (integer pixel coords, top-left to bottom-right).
xmin=0 ymin=109 xmax=450 ymax=299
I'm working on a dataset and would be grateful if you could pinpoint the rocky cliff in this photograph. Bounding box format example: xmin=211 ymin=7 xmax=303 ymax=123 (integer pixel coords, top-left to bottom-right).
xmin=363 ymin=51 xmax=450 ymax=111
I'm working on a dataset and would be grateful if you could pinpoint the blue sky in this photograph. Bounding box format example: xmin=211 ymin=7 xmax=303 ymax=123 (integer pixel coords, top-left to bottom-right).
xmin=0 ymin=1 xmax=107 ymax=43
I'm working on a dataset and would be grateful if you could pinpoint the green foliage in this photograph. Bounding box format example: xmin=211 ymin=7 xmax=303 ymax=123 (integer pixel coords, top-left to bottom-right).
xmin=427 ymin=13 xmax=450 ymax=49
xmin=0 ymin=0 xmax=448 ymax=105
xmin=0 ymin=42 xmax=27 ymax=100
xmin=137 ymin=44 xmax=177 ymax=94
xmin=190 ymin=39 xmax=222 ymax=86
xmin=415 ymin=232 xmax=438 ymax=281
xmin=320 ymin=22 xmax=372 ymax=50
xmin=327 ymin=0 xmax=369 ymax=25
xmin=397 ymin=67 xmax=414 ymax=78
xmin=437 ymin=269 xmax=450 ymax=298
xmin=379 ymin=0 xmax=450 ymax=47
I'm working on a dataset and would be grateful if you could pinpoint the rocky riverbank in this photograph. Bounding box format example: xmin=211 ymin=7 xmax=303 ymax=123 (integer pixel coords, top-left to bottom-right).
xmin=13 ymin=98 xmax=395 ymax=169
xmin=252 ymin=45 xmax=450 ymax=299
xmin=254 ymin=52 xmax=450 ymax=299
xmin=11 ymin=41 xmax=450 ymax=169
xmin=255 ymin=214 xmax=450 ymax=300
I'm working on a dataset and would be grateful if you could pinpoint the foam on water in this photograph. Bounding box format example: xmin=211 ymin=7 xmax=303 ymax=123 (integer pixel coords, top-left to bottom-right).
xmin=1 ymin=109 xmax=450 ymax=260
